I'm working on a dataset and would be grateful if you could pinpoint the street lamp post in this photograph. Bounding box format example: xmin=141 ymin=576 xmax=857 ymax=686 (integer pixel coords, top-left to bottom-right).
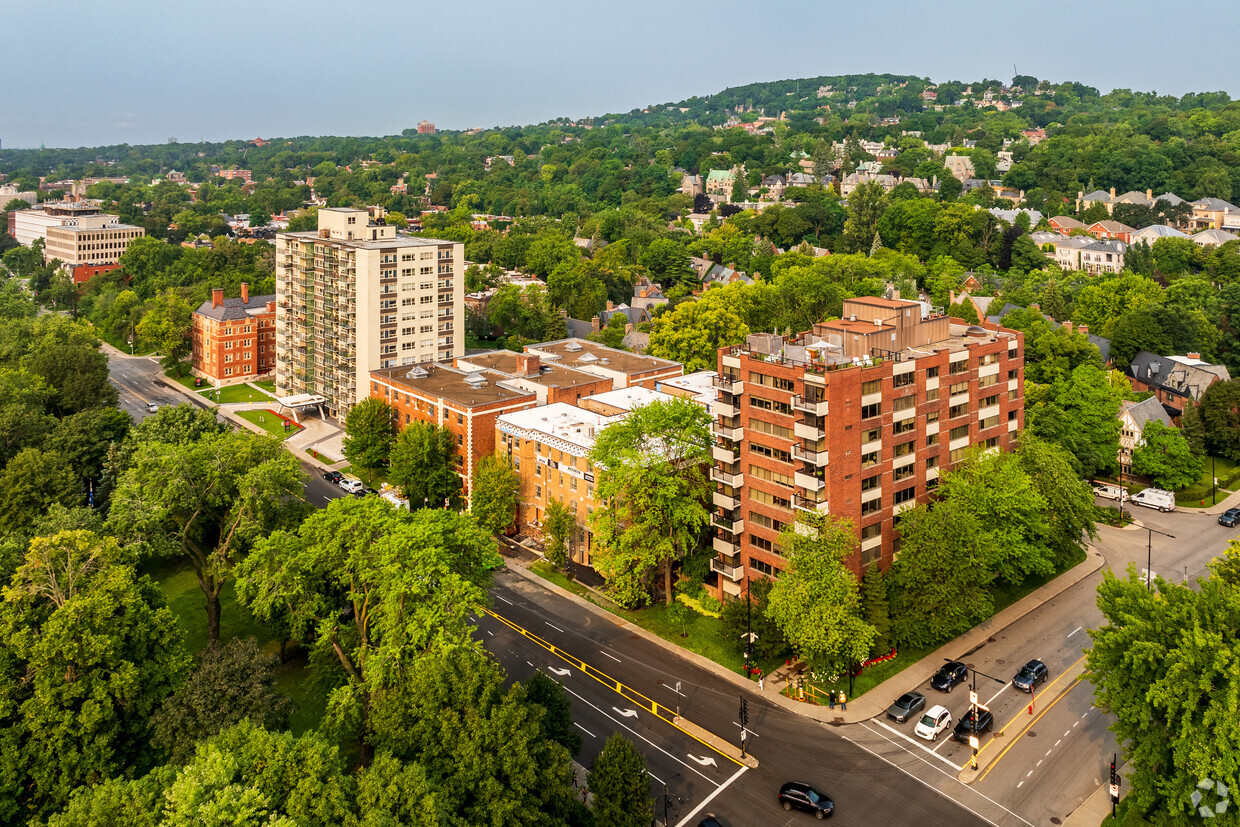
xmin=947 ymin=658 xmax=1005 ymax=771
xmin=658 ymin=773 xmax=682 ymax=826
xmin=1141 ymin=524 xmax=1175 ymax=591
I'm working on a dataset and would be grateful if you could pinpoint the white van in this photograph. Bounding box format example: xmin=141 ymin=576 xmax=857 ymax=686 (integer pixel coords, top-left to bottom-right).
xmin=1130 ymin=488 xmax=1176 ymax=512
xmin=338 ymin=474 xmax=365 ymax=494
xmin=1091 ymin=482 xmax=1128 ymax=502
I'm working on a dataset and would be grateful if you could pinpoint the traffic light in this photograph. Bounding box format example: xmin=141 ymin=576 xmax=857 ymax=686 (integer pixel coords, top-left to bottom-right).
xmin=739 ymin=697 xmax=749 ymax=726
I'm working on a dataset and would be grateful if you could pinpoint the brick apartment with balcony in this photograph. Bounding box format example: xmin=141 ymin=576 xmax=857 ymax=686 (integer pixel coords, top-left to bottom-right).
xmin=369 ymin=362 xmax=539 ymax=505
xmin=709 ymin=297 xmax=1025 ymax=600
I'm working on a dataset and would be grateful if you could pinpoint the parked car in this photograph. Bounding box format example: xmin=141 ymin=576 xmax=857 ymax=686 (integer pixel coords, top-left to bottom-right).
xmin=322 ymin=470 xmax=344 ymax=484
xmin=697 ymin=817 xmax=724 ymax=827
xmin=1220 ymin=508 xmax=1240 ymax=527
xmin=778 ymin=781 xmax=834 ymax=819
xmin=914 ymin=705 xmax=952 ymax=741
xmin=1091 ymin=482 xmax=1128 ymax=502
xmin=337 ymin=475 xmax=365 ymax=494
xmin=145 ymin=401 xmax=159 ymax=413
xmin=1012 ymin=659 xmax=1049 ymax=692
xmin=1130 ymin=488 xmax=1176 ymax=512
xmin=886 ymin=691 xmax=927 ymax=723
xmin=931 ymin=661 xmax=968 ymax=692
xmin=952 ymin=708 xmax=994 ymax=743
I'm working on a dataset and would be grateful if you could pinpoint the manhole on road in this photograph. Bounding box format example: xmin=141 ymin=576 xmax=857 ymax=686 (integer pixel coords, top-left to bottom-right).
xmin=1051 ymin=818 xmax=1062 ymax=824
xmin=995 ymin=658 xmax=1006 ymax=665
xmin=1028 ymin=731 xmax=1037 ymax=737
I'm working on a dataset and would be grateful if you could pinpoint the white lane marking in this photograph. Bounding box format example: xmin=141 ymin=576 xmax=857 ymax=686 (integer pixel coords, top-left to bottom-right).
xmin=869 ymin=719 xmax=964 ymax=771
xmin=648 ymin=770 xmax=664 ymax=784
xmin=1027 ymin=770 xmax=1033 ymax=777
xmin=1017 ymin=781 xmax=1024 ymax=788
xmin=553 ymin=681 xmax=715 ymax=783
xmin=688 ymin=754 xmax=718 ymax=767
xmin=545 ymin=621 xmax=565 ymax=633
xmin=1036 ymin=760 xmax=1043 ymax=767
xmin=601 ymin=650 xmax=622 ymax=663
xmin=1045 ymin=750 xmax=1052 ymax=757
xmin=322 ymin=495 xmax=332 ymax=502
xmin=1073 ymin=721 xmax=1081 ymax=728
xmin=1067 ymin=626 xmax=1082 ymax=638
xmin=1064 ymin=730 xmax=1071 ymax=737
xmin=486 ymin=630 xmax=493 ymax=636
xmin=613 ymin=707 xmax=639 ymax=718
xmin=1055 ymin=740 xmax=1061 ymax=746
xmin=526 ymin=661 xmax=534 ymax=667
xmin=1083 ymin=709 xmax=1091 ymax=718
xmin=851 ymin=723 xmax=1029 ymax=827
xmin=548 ymin=666 xmax=571 ymax=677
xmin=574 ymin=722 xmax=596 ymax=738
xmin=675 ymin=765 xmax=749 ymax=827
xmin=495 ymin=594 xmax=513 ymax=605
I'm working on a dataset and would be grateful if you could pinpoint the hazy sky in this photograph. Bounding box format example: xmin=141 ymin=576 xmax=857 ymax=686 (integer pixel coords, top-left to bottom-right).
xmin=4 ymin=0 xmax=1237 ymax=149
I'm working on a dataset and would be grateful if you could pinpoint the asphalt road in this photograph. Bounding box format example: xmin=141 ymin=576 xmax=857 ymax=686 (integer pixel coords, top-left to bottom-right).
xmin=483 ymin=571 xmax=989 ymax=827
xmin=107 ymin=352 xmax=198 ymax=422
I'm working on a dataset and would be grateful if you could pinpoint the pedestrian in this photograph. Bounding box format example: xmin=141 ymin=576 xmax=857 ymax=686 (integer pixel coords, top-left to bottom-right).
xmin=759 ymin=676 xmax=764 ymax=691
xmin=572 ymin=769 xmax=578 ymax=789
xmin=839 ymin=690 xmax=847 ymax=711
xmin=828 ymin=690 xmax=836 ymax=710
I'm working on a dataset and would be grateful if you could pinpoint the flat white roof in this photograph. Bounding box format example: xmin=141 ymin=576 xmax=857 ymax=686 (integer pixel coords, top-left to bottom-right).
xmin=496 ymin=403 xmax=618 ymax=454
xmin=660 ymin=370 xmax=716 ymax=395
xmin=582 ymin=386 xmax=678 ymax=412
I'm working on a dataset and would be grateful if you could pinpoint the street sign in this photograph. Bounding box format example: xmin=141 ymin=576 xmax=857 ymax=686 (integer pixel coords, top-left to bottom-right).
xmin=969 ymin=691 xmax=978 ymax=705
xmin=969 ymin=736 xmax=979 ymax=750
xmin=1110 ymin=783 xmax=1120 ymax=800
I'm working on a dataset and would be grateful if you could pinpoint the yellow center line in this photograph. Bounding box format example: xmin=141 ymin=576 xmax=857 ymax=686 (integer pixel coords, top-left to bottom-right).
xmin=976 ymin=676 xmax=1085 ymax=783
xmin=977 ymin=651 xmax=1090 ymax=759
xmin=484 ymin=607 xmax=745 ymax=766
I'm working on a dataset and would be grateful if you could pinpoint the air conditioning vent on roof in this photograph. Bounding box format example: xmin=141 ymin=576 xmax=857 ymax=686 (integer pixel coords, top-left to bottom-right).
xmin=406 ymin=366 xmax=428 ymax=379
xmin=579 ymin=353 xmax=599 ymax=363
xmin=565 ymin=343 xmax=583 ymax=352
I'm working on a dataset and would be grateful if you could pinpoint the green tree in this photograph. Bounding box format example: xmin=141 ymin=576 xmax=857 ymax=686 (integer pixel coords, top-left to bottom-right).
xmin=0 ymin=447 xmax=79 ymax=532
xmin=108 ymin=430 xmax=308 ymax=644
xmin=730 ymin=170 xmax=748 ymax=203
xmin=135 ymin=290 xmax=194 ymax=375
xmin=587 ymin=398 xmax=713 ymax=607
xmin=1029 ymin=363 xmax=1121 ymax=479
xmin=1087 ymin=568 xmax=1240 ymax=823
xmin=149 ymin=637 xmax=293 ymax=764
xmin=542 ymin=498 xmax=574 ymax=572
xmin=647 ymin=288 xmax=750 ymax=372
xmin=1198 ymin=380 xmax=1240 ymax=461
xmin=766 ymin=513 xmax=876 ymax=673
xmin=1131 ymin=421 xmax=1202 ymax=491
xmin=389 ymin=421 xmax=462 ymax=509
xmin=640 ymin=238 xmax=693 ymax=286
xmin=470 ymin=454 xmax=520 ymax=536
xmin=842 ymin=181 xmax=889 ymax=253
xmin=719 ymin=576 xmax=788 ymax=660
xmin=589 ymin=734 xmax=653 ymax=827
xmin=236 ymin=499 xmax=498 ymax=759
xmin=861 ymin=564 xmax=892 ymax=656
xmin=525 ymin=671 xmax=582 ymax=756
xmin=1015 ymin=436 xmax=1098 ymax=568
xmin=341 ymin=398 xmax=396 ymax=483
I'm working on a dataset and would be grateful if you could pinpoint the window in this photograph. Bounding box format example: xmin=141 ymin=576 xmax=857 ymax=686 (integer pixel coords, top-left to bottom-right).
xmin=894 ymin=464 xmax=915 ymax=482
xmin=925 ymin=388 xmax=940 ymax=402
xmin=861 ymin=402 xmax=881 ymax=419
xmin=1009 ymin=409 xmax=1018 ymax=421
xmin=893 ymin=396 xmax=915 ymax=412
xmin=949 ymin=359 xmax=969 ymax=375
xmin=1008 ymin=389 xmax=1019 ymax=401
xmin=980 ymin=352 xmax=998 ymax=366
xmin=751 ymin=395 xmax=793 ymax=416
xmin=748 ymin=465 xmax=794 ymax=487
xmin=949 ymin=381 xmax=969 ymax=396
xmin=925 ymin=455 xmax=939 ymax=469
xmin=748 ymin=512 xmax=787 ymax=533
xmin=893 ymin=371 xmax=914 ymax=388
xmin=861 ymin=523 xmax=882 ymax=541
xmin=926 ymin=410 xmax=940 ymax=424
xmin=893 ymin=487 xmax=916 ymax=505
xmin=979 ymin=373 xmax=999 ymax=388
xmin=861 ymin=474 xmax=882 ymax=492
xmin=893 ymin=441 xmax=915 ymax=458
xmin=750 ymin=488 xmax=791 ymax=510
xmin=925 ymin=366 xmax=940 ymax=379
xmin=861 ymin=497 xmax=882 ymax=516
xmin=750 ymin=441 xmax=793 ymax=464
xmin=980 ymin=394 xmax=999 ymax=409
xmin=861 ymin=379 xmax=881 ymax=395
xmin=751 ymin=559 xmax=777 ymax=577
xmin=949 ymin=425 xmax=969 ymax=441
xmin=950 ymin=447 xmax=970 ymax=463
xmin=893 ymin=419 xmax=915 ymax=435
xmin=747 ymin=372 xmax=795 ymax=391
xmin=750 ymin=535 xmax=785 ymax=556
xmin=926 ymin=432 xmax=939 ymax=447
xmin=1008 ymin=369 xmax=1019 ymax=380
xmin=980 ymin=415 xmax=1000 ymax=430
xmin=861 ymin=449 xmax=880 ymax=468
xmin=949 ymin=402 xmax=969 ymax=419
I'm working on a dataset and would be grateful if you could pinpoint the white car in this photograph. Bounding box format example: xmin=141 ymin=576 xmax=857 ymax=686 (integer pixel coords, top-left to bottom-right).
xmin=914 ymin=705 xmax=952 ymax=741
xmin=145 ymin=401 xmax=159 ymax=413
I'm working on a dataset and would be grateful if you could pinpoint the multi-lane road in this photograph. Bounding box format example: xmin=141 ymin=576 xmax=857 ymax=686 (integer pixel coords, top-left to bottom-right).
xmin=106 ymin=347 xmax=1239 ymax=825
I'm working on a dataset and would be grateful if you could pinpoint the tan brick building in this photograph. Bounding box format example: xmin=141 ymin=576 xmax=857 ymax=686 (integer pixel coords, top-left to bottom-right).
xmin=369 ymin=362 xmax=538 ymax=503
xmin=191 ymin=284 xmax=277 ymax=384
xmin=710 ymin=297 xmax=1025 ymax=599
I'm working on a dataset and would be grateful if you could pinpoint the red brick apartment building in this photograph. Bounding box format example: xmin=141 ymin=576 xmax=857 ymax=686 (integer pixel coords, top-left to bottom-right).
xmin=709 ymin=297 xmax=1025 ymax=600
xmin=369 ymin=362 xmax=539 ymax=503
xmin=191 ymin=284 xmax=276 ymax=384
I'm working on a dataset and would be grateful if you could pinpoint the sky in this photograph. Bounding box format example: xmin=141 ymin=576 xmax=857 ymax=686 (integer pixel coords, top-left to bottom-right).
xmin=4 ymin=0 xmax=1238 ymax=149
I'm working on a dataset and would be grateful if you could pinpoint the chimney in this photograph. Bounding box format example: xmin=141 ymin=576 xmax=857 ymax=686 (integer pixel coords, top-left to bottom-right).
xmin=1062 ymin=320 xmax=1073 ymax=331
xmin=515 ymin=353 xmax=541 ymax=376
xmin=1109 ymin=187 xmax=1116 ymax=198
xmin=212 ymin=288 xmax=224 ymax=308
xmin=266 ymin=300 xmax=276 ymax=313
xmin=240 ymin=282 xmax=249 ymax=304
xmin=591 ymin=316 xmax=601 ymax=333
xmin=1078 ymin=324 xmax=1089 ymax=336
xmin=606 ymin=300 xmax=614 ymax=311
xmin=1188 ymin=352 xmax=1201 ymax=360
xmin=1146 ymin=189 xmax=1152 ymax=200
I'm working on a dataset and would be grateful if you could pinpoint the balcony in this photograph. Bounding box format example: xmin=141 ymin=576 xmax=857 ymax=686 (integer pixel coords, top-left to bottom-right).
xmin=795 ymin=471 xmax=826 ymax=492
xmin=793 ymin=494 xmax=830 ymax=514
xmin=714 ymin=423 xmax=743 ymax=441
xmin=713 ymin=535 xmax=740 ymax=556
xmin=714 ymin=398 xmax=739 ymax=417
xmin=712 ymin=375 xmax=743 ymax=394
xmin=792 ymin=444 xmax=828 ymax=466
xmin=712 ymin=512 xmax=744 ymax=534
xmin=793 ymin=395 xmax=829 ymax=416
xmin=713 ymin=490 xmax=740 ymax=510
xmin=712 ymin=443 xmax=740 ymax=463
xmin=710 ymin=557 xmax=745 ymax=582
xmin=794 ymin=420 xmax=825 ymax=440
xmin=711 ymin=466 xmax=743 ymax=488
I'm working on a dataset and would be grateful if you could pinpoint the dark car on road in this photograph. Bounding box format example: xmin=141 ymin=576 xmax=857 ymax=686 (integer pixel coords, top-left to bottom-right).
xmin=931 ymin=661 xmax=968 ymax=692
xmin=322 ymin=470 xmax=344 ymax=485
xmin=1220 ymin=508 xmax=1240 ymax=527
xmin=886 ymin=691 xmax=927 ymax=723
xmin=778 ymin=781 xmax=834 ymax=819
xmin=1012 ymin=659 xmax=1049 ymax=692
xmin=952 ymin=708 xmax=994 ymax=743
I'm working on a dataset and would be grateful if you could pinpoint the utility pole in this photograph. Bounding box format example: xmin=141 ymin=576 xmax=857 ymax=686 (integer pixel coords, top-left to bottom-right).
xmin=1141 ymin=525 xmax=1175 ymax=591
xmin=950 ymin=659 xmax=1005 ymax=771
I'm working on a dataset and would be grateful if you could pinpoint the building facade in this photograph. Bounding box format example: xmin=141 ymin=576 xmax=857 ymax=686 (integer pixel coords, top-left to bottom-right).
xmin=369 ymin=363 xmax=538 ymax=504
xmin=709 ymin=297 xmax=1025 ymax=599
xmin=274 ymin=207 xmax=464 ymax=417
xmin=10 ymin=201 xmax=143 ymax=263
xmin=191 ymin=285 xmax=277 ymax=384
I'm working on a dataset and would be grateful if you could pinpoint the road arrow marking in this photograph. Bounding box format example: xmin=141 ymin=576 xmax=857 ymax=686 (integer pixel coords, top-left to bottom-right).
xmin=549 ymin=667 xmax=571 ymax=677
xmin=688 ymin=754 xmax=717 ymax=767
xmin=613 ymin=707 xmax=639 ymax=718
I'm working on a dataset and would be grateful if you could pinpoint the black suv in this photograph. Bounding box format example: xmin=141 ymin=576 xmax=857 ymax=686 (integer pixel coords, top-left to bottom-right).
xmin=886 ymin=691 xmax=926 ymax=723
xmin=322 ymin=470 xmax=344 ymax=484
xmin=1220 ymin=508 xmax=1240 ymax=527
xmin=778 ymin=781 xmax=834 ymax=819
xmin=1013 ymin=659 xmax=1049 ymax=692
xmin=952 ymin=708 xmax=994 ymax=743
xmin=931 ymin=661 xmax=968 ymax=692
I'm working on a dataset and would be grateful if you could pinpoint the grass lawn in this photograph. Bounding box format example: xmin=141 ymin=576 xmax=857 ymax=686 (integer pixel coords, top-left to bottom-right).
xmin=1175 ymin=455 xmax=1239 ymax=507
xmin=252 ymin=379 xmax=278 ymax=395
xmin=163 ymin=367 xmax=201 ymax=391
xmin=199 ymin=383 xmax=271 ymax=404
xmin=236 ymin=408 xmax=302 ymax=441
xmin=100 ymin=328 xmax=157 ymax=356
xmin=148 ymin=559 xmax=326 ymax=734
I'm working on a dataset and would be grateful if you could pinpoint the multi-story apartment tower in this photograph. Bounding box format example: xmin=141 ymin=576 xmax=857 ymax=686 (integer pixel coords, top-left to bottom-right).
xmin=274 ymin=207 xmax=464 ymax=417
xmin=710 ymin=297 xmax=1025 ymax=599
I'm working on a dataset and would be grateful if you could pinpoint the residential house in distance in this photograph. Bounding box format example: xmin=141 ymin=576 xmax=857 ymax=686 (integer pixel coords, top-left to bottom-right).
xmin=1126 ymin=351 xmax=1230 ymax=418
xmin=1048 ymin=216 xmax=1086 ymax=235
xmin=191 ymin=284 xmax=277 ymax=385
xmin=368 ymin=362 xmax=538 ymax=503
xmin=1192 ymin=229 xmax=1238 ymax=248
xmin=274 ymin=207 xmax=465 ymax=418
xmin=1076 ymin=189 xmax=1114 ymax=213
xmin=1189 ymin=197 xmax=1240 ymax=232
xmin=989 ymin=208 xmax=1043 ymax=226
xmin=630 ymin=277 xmax=668 ymax=313
xmin=1087 ymin=220 xmax=1136 ymax=244
xmin=417 ymin=120 xmax=436 ymax=135
xmin=943 ymin=154 xmax=975 ymax=181
xmin=709 ymin=297 xmax=1025 ymax=598
xmin=1118 ymin=396 xmax=1173 ymax=477
xmin=1129 ymin=225 xmax=1189 ymax=246
xmin=705 ymin=168 xmax=737 ymax=198
xmin=1045 ymin=236 xmax=1126 ymax=273
xmin=679 ymin=173 xmax=703 ymax=198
